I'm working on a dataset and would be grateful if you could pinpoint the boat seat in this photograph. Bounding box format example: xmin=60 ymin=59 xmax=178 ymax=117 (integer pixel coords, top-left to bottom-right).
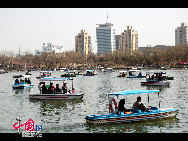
xmin=150 ymin=107 xmax=159 ymax=110
xmin=128 ymin=109 xmax=142 ymax=113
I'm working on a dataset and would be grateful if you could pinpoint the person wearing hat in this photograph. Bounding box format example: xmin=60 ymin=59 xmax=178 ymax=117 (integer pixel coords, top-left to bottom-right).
xmin=62 ymin=82 xmax=68 ymax=94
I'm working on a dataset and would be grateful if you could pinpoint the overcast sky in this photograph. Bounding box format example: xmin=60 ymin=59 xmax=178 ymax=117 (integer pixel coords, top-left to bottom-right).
xmin=0 ymin=8 xmax=188 ymax=54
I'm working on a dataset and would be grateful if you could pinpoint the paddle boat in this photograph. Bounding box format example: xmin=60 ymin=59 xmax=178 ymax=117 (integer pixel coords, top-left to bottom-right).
xmin=12 ymin=75 xmax=33 ymax=89
xmin=127 ymin=68 xmax=145 ymax=78
xmin=36 ymin=71 xmax=55 ymax=79
xmin=117 ymin=70 xmax=127 ymax=77
xmin=83 ymin=70 xmax=96 ymax=76
xmin=141 ymin=71 xmax=170 ymax=86
xmin=0 ymin=69 xmax=8 ymax=74
xmin=61 ymin=71 xmax=76 ymax=77
xmin=85 ymin=90 xmax=178 ymax=124
xmin=29 ymin=77 xmax=84 ymax=100
xmin=104 ymin=68 xmax=115 ymax=72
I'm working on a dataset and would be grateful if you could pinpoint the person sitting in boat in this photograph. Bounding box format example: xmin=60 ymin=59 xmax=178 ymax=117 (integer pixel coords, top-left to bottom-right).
xmin=25 ymin=78 xmax=28 ymax=83
xmin=138 ymin=72 xmax=142 ymax=77
xmin=132 ymin=96 xmax=146 ymax=112
xmin=129 ymin=71 xmax=133 ymax=76
xmin=62 ymin=83 xmax=68 ymax=94
xmin=72 ymin=88 xmax=76 ymax=93
xmin=15 ymin=79 xmax=19 ymax=84
xmin=20 ymin=79 xmax=25 ymax=84
xmin=118 ymin=99 xmax=130 ymax=114
xmin=55 ymin=84 xmax=62 ymax=93
xmin=41 ymin=82 xmax=47 ymax=94
xmin=47 ymin=83 xmax=55 ymax=94
xmin=27 ymin=78 xmax=31 ymax=84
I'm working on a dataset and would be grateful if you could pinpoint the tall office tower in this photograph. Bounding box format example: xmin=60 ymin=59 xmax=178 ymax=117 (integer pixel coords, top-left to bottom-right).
xmin=115 ymin=35 xmax=121 ymax=50
xmin=75 ymin=29 xmax=92 ymax=57
xmin=121 ymin=26 xmax=138 ymax=54
xmin=175 ymin=22 xmax=188 ymax=46
xmin=96 ymin=21 xmax=115 ymax=55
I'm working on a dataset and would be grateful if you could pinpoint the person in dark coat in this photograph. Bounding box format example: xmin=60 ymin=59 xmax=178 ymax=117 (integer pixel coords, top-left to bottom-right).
xmin=41 ymin=83 xmax=47 ymax=94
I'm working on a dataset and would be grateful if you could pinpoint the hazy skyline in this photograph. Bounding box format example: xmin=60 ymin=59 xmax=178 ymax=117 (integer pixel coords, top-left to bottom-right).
xmin=0 ymin=8 xmax=188 ymax=54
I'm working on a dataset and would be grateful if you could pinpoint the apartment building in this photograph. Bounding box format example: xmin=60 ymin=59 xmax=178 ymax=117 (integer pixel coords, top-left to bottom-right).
xmin=175 ymin=22 xmax=188 ymax=46
xmin=121 ymin=26 xmax=138 ymax=54
xmin=75 ymin=29 xmax=92 ymax=57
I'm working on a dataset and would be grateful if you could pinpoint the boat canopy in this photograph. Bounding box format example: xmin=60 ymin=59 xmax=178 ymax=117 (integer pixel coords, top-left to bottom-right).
xmin=119 ymin=70 xmax=127 ymax=73
xmin=40 ymin=71 xmax=53 ymax=73
xmin=86 ymin=70 xmax=95 ymax=72
xmin=13 ymin=75 xmax=31 ymax=78
xmin=128 ymin=69 xmax=141 ymax=72
xmin=108 ymin=90 xmax=159 ymax=96
xmin=39 ymin=77 xmax=72 ymax=81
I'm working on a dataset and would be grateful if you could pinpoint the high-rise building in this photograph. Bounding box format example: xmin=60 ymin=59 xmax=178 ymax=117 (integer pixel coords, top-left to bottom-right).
xmin=96 ymin=22 xmax=115 ymax=55
xmin=115 ymin=35 xmax=121 ymax=50
xmin=121 ymin=26 xmax=138 ymax=54
xmin=75 ymin=29 xmax=92 ymax=57
xmin=175 ymin=22 xmax=188 ymax=46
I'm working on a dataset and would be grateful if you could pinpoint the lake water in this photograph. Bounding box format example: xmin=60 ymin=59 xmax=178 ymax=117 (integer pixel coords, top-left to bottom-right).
xmin=0 ymin=69 xmax=188 ymax=133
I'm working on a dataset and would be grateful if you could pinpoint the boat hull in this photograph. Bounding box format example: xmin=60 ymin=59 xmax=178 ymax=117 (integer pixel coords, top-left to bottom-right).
xmin=127 ymin=76 xmax=145 ymax=78
xmin=85 ymin=108 xmax=178 ymax=124
xmin=12 ymin=83 xmax=33 ymax=89
xmin=29 ymin=93 xmax=84 ymax=100
xmin=141 ymin=81 xmax=170 ymax=86
xmin=83 ymin=74 xmax=95 ymax=76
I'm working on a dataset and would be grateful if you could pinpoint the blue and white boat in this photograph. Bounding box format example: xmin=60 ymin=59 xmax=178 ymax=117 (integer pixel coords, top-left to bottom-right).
xmin=83 ymin=70 xmax=96 ymax=76
xmin=12 ymin=75 xmax=33 ymax=89
xmin=36 ymin=71 xmax=55 ymax=79
xmin=141 ymin=71 xmax=170 ymax=86
xmin=127 ymin=69 xmax=145 ymax=78
xmin=85 ymin=90 xmax=178 ymax=124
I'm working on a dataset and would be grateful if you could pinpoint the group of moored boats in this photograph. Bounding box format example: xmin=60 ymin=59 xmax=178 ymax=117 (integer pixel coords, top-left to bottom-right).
xmin=10 ymin=68 xmax=178 ymax=125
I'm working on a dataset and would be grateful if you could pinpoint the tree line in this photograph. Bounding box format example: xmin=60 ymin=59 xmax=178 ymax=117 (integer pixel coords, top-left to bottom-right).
xmin=0 ymin=45 xmax=187 ymax=70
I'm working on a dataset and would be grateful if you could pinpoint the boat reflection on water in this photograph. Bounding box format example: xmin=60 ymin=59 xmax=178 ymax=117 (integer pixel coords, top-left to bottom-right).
xmin=141 ymin=85 xmax=170 ymax=92
xmin=85 ymin=116 xmax=179 ymax=133
xmin=13 ymin=87 xmax=32 ymax=94
xmin=29 ymin=99 xmax=83 ymax=112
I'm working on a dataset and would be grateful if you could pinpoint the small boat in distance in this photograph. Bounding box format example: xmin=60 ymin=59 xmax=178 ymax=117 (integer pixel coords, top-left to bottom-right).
xmin=85 ymin=90 xmax=178 ymax=124
xmin=83 ymin=70 xmax=96 ymax=76
xmin=36 ymin=71 xmax=55 ymax=79
xmin=117 ymin=70 xmax=127 ymax=77
xmin=141 ymin=71 xmax=170 ymax=86
xmin=104 ymin=68 xmax=115 ymax=72
xmin=127 ymin=68 xmax=145 ymax=78
xmin=61 ymin=71 xmax=76 ymax=77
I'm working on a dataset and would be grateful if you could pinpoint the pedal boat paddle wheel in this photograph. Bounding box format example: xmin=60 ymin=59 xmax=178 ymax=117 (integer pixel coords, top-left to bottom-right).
xmin=29 ymin=78 xmax=84 ymax=100
xmin=85 ymin=90 xmax=178 ymax=124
